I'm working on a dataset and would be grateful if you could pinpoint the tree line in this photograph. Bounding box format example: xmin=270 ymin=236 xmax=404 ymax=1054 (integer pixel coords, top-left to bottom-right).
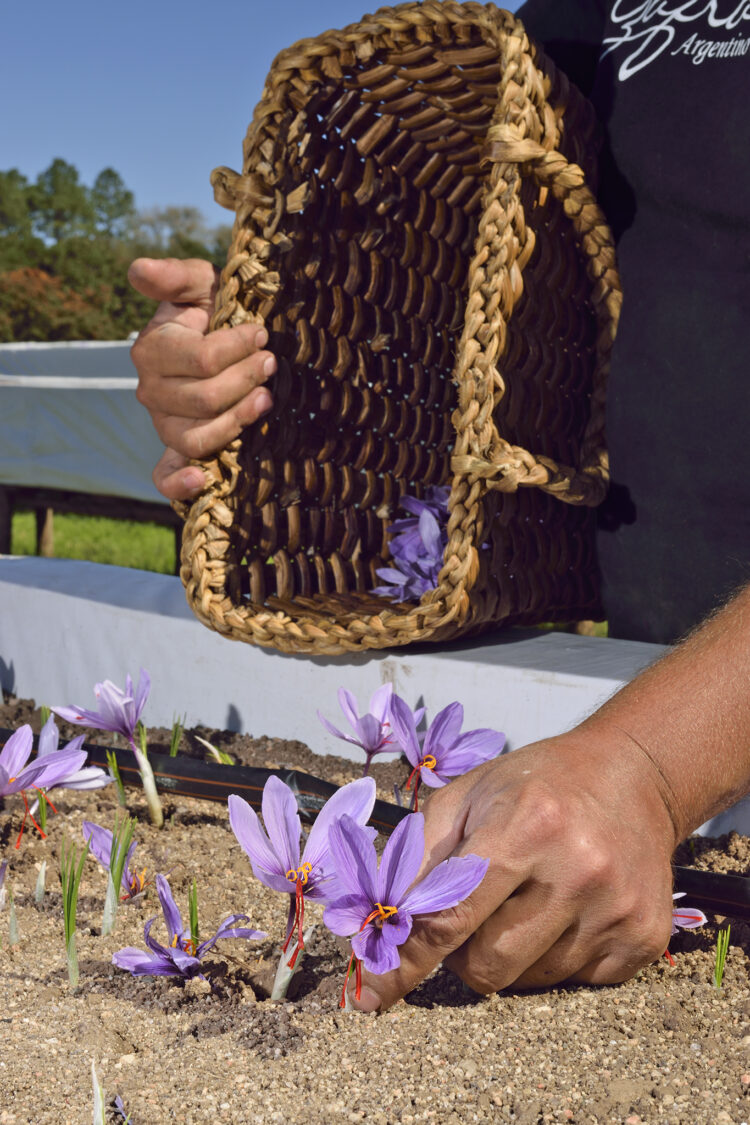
xmin=0 ymin=159 xmax=232 ymax=341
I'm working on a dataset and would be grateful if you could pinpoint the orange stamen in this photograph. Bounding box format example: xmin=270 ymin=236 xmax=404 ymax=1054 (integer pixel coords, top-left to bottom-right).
xmin=404 ymin=755 xmax=437 ymax=813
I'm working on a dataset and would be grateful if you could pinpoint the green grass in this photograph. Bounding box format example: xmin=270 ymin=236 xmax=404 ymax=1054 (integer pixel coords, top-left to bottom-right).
xmin=11 ymin=511 xmax=176 ymax=575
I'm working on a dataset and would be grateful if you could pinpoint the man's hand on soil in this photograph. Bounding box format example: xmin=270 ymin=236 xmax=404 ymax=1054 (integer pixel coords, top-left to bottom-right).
xmin=352 ymin=730 xmax=677 ymax=1011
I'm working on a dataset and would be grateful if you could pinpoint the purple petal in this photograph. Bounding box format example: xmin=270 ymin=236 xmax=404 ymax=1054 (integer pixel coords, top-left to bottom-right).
xmin=338 ymin=688 xmax=361 ymax=729
xmin=369 ymin=683 xmax=393 ymax=723
xmin=352 ymin=912 xmax=412 ymax=974
xmin=671 ymin=907 xmax=708 ymax=932
xmin=37 ymin=717 xmax=59 ymax=758
xmin=133 ymin=669 xmax=151 ymax=722
xmin=228 ymin=793 xmax=291 ymax=892
xmin=327 ymin=815 xmax=378 ymax=902
xmin=156 ymin=875 xmax=183 ymax=945
xmin=95 ymin=681 xmax=135 ymax=738
xmin=400 ymin=854 xmax=489 ymax=916
xmin=0 ymin=725 xmax=33 ymax=778
xmin=388 ymin=694 xmax=421 ymax=766
xmin=302 ymin=777 xmax=376 ymax=876
xmin=142 ymin=915 xmax=169 ymax=956
xmin=378 ymin=811 xmax=425 ymax=906
xmin=51 ymin=704 xmax=112 ymax=731
xmin=54 ymin=765 xmax=111 ymax=791
xmin=322 ymin=892 xmax=374 ymax=937
xmin=423 ymin=702 xmax=464 ymax=758
xmin=12 ymin=745 xmax=87 ymax=792
xmin=197 ymin=914 xmax=266 ymax=956
xmin=352 ymin=713 xmax=385 ymax=753
xmin=418 ymin=508 xmax=443 ymax=560
xmin=435 ymin=729 xmax=506 ymax=776
xmin=418 ymin=768 xmax=447 ymax=789
xmin=82 ymin=821 xmax=114 ymax=869
xmin=261 ymin=777 xmax=301 ymax=875
xmin=317 ymin=711 xmax=357 ymax=745
xmin=112 ymin=947 xmax=178 ymax=977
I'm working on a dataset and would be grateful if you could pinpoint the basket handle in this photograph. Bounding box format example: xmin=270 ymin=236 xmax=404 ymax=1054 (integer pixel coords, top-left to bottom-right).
xmin=450 ymin=122 xmax=621 ymax=507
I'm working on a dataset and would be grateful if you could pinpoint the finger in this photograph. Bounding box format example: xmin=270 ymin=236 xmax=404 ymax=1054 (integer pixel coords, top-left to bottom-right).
xmin=132 ymin=321 xmax=272 ymax=383
xmin=150 ymin=386 xmax=274 ymax=461
xmin=152 ymin=449 xmax=206 ymax=502
xmin=444 ymin=887 xmax=580 ymax=992
xmin=127 ymin=257 xmax=220 ymax=309
xmin=136 ymin=346 xmax=276 ymax=417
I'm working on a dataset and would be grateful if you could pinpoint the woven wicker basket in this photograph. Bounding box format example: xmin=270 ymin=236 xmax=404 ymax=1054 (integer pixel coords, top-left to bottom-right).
xmin=179 ymin=0 xmax=621 ymax=655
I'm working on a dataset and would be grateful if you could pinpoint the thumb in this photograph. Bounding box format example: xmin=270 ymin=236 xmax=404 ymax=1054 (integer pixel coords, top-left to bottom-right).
xmin=128 ymin=257 xmax=220 ymax=309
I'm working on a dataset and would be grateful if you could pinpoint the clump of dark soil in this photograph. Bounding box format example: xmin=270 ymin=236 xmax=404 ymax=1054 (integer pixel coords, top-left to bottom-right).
xmin=1 ymin=694 xmax=749 ymax=1124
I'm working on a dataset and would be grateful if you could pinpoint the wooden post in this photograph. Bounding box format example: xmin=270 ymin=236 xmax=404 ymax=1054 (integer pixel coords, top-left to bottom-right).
xmin=35 ymin=506 xmax=55 ymax=557
xmin=0 ymin=488 xmax=11 ymax=554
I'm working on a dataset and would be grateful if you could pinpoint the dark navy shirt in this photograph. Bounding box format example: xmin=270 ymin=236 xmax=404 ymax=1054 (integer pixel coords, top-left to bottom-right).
xmin=518 ymin=0 xmax=750 ymax=642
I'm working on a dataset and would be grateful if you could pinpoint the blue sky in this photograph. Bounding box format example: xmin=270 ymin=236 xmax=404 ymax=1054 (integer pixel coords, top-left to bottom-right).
xmin=2 ymin=0 xmax=520 ymax=225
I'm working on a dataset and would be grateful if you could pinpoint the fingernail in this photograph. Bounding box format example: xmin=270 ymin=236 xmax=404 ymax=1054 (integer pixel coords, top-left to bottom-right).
xmin=351 ymin=986 xmax=381 ymax=1013
xmin=263 ymin=355 xmax=276 ymax=376
xmin=255 ymin=327 xmax=268 ymax=348
xmin=183 ymin=468 xmax=205 ymax=492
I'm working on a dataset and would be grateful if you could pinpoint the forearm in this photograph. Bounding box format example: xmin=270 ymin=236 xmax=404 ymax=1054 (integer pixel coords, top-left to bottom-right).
xmin=581 ymin=583 xmax=750 ymax=839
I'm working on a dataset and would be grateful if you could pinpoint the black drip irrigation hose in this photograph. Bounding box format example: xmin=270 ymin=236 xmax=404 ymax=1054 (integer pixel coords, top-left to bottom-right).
xmin=5 ymin=728 xmax=750 ymax=919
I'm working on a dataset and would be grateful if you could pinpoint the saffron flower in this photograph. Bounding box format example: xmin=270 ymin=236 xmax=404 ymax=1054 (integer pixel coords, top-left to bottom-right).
xmin=0 ymin=724 xmax=87 ymax=847
xmin=318 ymin=684 xmax=420 ymax=775
xmin=372 ymin=487 xmax=449 ymax=600
xmin=671 ymin=892 xmax=707 ymax=935
xmin=112 ymin=874 xmax=265 ymax=980
xmin=53 ymin=670 xmax=150 ymax=742
xmin=35 ymin=716 xmax=111 ymax=795
xmin=229 ymin=776 xmax=376 ymax=969
xmin=323 ymin=811 xmax=488 ymax=1002
xmin=52 ymin=670 xmax=163 ymax=827
xmin=82 ymin=820 xmax=146 ymax=900
xmin=388 ymin=695 xmax=505 ymax=810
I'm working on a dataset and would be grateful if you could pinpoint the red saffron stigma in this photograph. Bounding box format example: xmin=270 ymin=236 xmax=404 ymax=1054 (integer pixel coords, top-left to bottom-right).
xmin=663 ymin=949 xmax=675 ymax=966
xmin=283 ymin=877 xmax=307 ymax=966
xmin=15 ymin=791 xmax=47 ymax=849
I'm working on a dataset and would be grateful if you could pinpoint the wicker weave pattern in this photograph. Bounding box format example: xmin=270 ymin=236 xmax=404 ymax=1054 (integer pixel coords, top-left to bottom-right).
xmin=179 ymin=2 xmax=621 ymax=654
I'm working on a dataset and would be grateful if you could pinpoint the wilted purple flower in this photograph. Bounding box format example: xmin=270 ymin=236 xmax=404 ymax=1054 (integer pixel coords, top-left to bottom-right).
xmin=0 ymin=725 xmax=87 ymax=847
xmin=670 ymin=892 xmax=708 ymax=936
xmin=372 ymin=487 xmax=450 ymax=601
xmin=82 ymin=820 xmax=146 ymax=900
xmin=112 ymin=874 xmax=265 ymax=980
xmin=53 ymin=670 xmax=150 ymax=745
xmin=324 ymin=811 xmax=488 ymax=1003
xmin=229 ymin=776 xmax=376 ymax=966
xmin=35 ymin=716 xmax=111 ymax=795
xmin=389 ymin=695 xmax=505 ymax=810
xmin=318 ymin=684 xmax=420 ymax=775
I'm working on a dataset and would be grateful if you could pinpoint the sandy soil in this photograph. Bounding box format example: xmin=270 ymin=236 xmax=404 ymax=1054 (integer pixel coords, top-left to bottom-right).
xmin=1 ymin=695 xmax=749 ymax=1125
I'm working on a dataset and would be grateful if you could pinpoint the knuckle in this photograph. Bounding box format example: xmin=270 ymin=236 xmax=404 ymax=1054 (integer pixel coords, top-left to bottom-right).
xmin=515 ymin=789 xmax=566 ymax=847
xmin=567 ymin=835 xmax=616 ymax=891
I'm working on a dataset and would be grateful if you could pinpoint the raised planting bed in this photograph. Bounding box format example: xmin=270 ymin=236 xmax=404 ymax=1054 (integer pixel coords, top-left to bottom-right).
xmin=1 ymin=694 xmax=749 ymax=1124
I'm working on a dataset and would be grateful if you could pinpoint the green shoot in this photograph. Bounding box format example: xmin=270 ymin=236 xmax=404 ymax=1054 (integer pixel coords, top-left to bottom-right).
xmin=91 ymin=1060 xmax=106 ymax=1125
xmin=39 ymin=704 xmax=51 ymax=727
xmin=8 ymin=890 xmax=18 ymax=945
xmin=37 ymin=788 xmax=48 ymax=833
xmin=60 ymin=835 xmax=90 ymax=990
xmin=189 ymin=878 xmax=199 ymax=949
xmin=194 ymin=734 xmax=235 ymax=765
xmin=106 ymin=749 xmax=128 ymax=808
xmin=714 ymin=924 xmax=731 ymax=989
xmin=137 ymin=720 xmax=149 ymax=760
xmin=169 ymin=713 xmax=186 ymax=757
xmin=34 ymin=860 xmax=47 ymax=906
xmin=101 ymin=816 xmax=136 ymax=936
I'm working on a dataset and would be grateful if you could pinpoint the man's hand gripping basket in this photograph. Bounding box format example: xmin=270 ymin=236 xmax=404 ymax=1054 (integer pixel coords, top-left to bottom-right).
xmin=179 ymin=1 xmax=621 ymax=655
